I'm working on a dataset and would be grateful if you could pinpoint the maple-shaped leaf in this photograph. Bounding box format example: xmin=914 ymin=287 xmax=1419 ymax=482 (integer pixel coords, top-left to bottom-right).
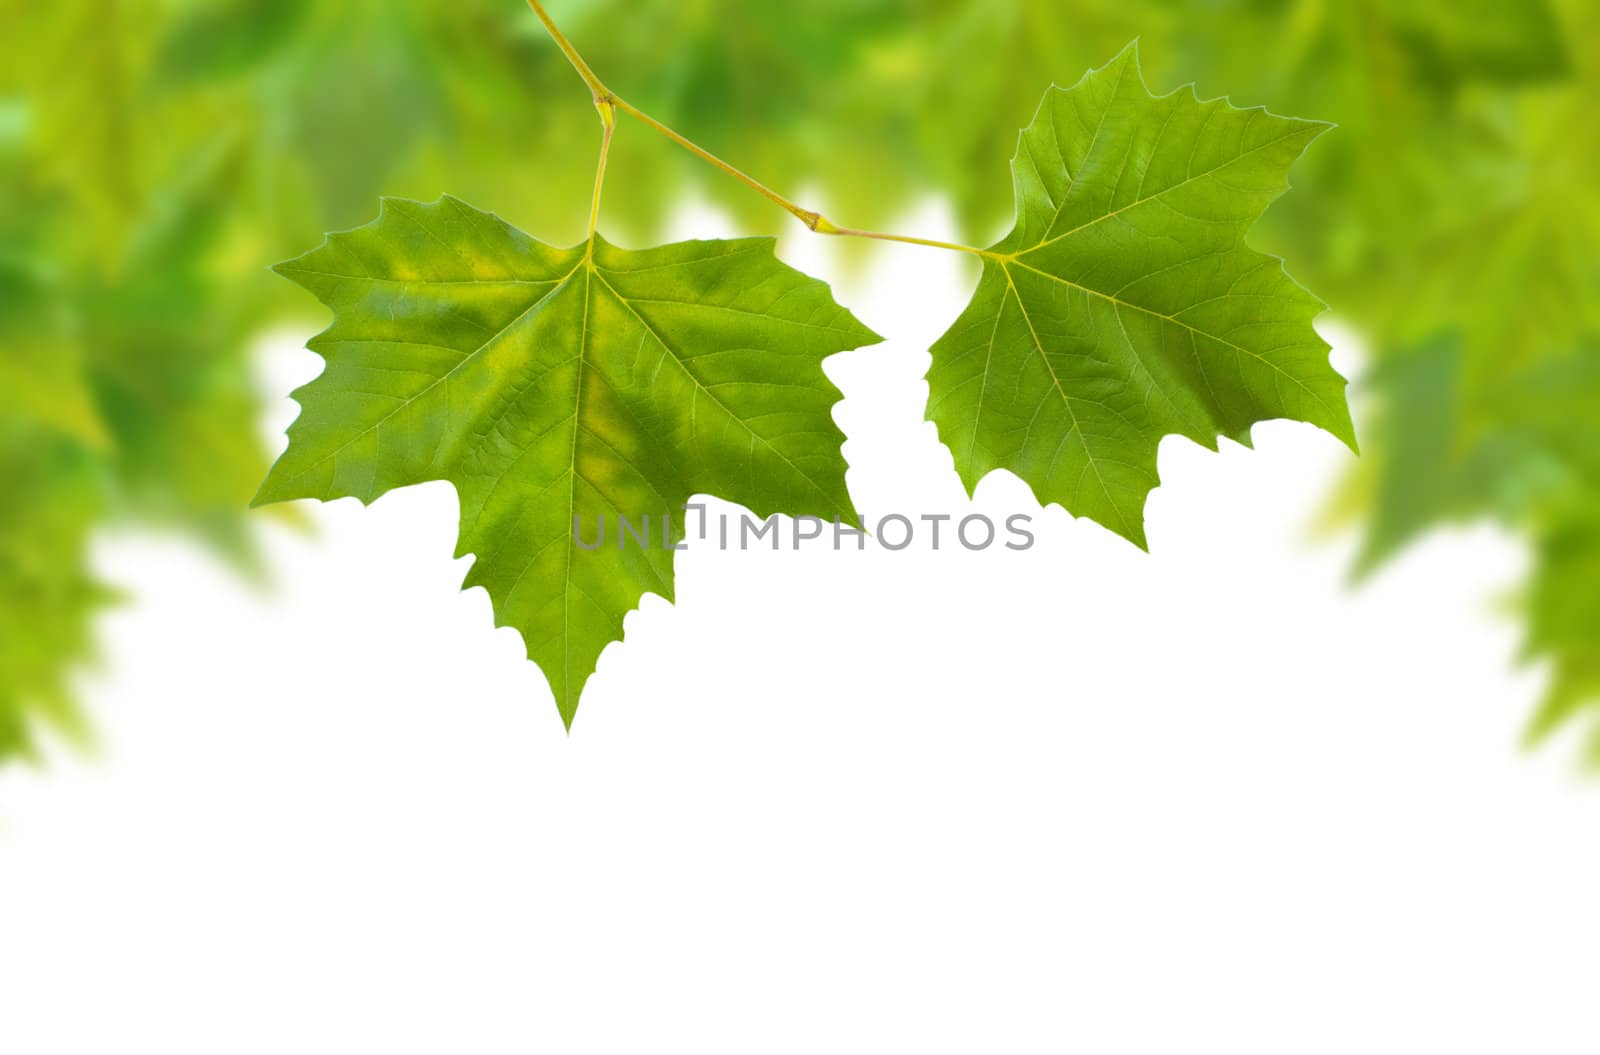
xmin=926 ymin=43 xmax=1355 ymax=548
xmin=256 ymin=196 xmax=879 ymax=725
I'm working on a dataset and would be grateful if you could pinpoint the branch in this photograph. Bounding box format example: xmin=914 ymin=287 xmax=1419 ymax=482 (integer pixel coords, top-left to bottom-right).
xmin=522 ymin=0 xmax=997 ymax=259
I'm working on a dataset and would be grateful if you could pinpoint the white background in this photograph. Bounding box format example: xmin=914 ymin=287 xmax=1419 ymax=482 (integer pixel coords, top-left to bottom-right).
xmin=3 ymin=202 xmax=1598 ymax=1052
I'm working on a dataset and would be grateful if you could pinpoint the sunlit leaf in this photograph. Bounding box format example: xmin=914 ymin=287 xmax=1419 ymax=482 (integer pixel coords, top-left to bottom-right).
xmin=257 ymin=196 xmax=879 ymax=723
xmin=926 ymin=45 xmax=1353 ymax=547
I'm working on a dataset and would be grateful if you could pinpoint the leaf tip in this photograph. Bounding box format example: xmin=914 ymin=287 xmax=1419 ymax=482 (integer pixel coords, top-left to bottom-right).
xmin=1111 ymin=516 xmax=1151 ymax=553
xmin=251 ymin=460 xmax=315 ymax=510
xmin=1104 ymin=38 xmax=1145 ymax=84
xmin=248 ymin=476 xmax=288 ymax=510
xmin=1322 ymin=396 xmax=1360 ymax=456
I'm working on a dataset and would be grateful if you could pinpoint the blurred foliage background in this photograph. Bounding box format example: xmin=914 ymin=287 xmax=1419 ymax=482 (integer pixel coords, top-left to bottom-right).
xmin=1 ymin=0 xmax=1596 ymax=762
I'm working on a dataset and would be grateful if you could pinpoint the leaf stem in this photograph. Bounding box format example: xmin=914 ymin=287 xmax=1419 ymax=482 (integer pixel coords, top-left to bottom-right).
xmin=523 ymin=0 xmax=999 ymax=261
xmin=586 ymin=99 xmax=616 ymax=246
xmin=606 ymin=96 xmax=824 ymax=232
xmin=524 ymin=0 xmax=609 ymax=104
xmin=809 ymin=218 xmax=1000 ymax=258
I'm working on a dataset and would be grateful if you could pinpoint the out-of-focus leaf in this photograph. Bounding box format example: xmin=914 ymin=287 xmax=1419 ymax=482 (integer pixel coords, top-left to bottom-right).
xmin=1523 ymin=500 xmax=1600 ymax=764
xmin=1350 ymin=338 xmax=1600 ymax=573
xmin=0 ymin=0 xmax=153 ymax=251
xmin=1387 ymin=0 xmax=1571 ymax=87
xmin=1379 ymin=98 xmax=1600 ymax=385
xmin=279 ymin=5 xmax=455 ymax=227
xmin=1496 ymin=344 xmax=1600 ymax=491
xmin=0 ymin=341 xmax=108 ymax=452
xmin=0 ymin=253 xmax=108 ymax=451
xmin=1343 ymin=347 xmax=1599 ymax=757
xmin=0 ymin=436 xmax=109 ymax=762
xmin=153 ymin=0 xmax=313 ymax=85
xmin=72 ymin=143 xmax=274 ymax=559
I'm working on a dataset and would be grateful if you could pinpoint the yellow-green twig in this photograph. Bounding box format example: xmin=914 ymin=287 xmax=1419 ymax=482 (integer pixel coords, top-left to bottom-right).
xmin=523 ymin=0 xmax=998 ymax=260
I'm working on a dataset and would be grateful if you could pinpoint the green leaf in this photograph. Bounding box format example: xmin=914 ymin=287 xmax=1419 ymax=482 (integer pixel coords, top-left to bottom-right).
xmin=0 ymin=253 xmax=109 ymax=451
xmin=152 ymin=0 xmax=312 ymax=85
xmin=897 ymin=0 xmax=1179 ymax=238
xmin=0 ymin=340 xmax=108 ymax=451
xmin=926 ymin=44 xmax=1354 ymax=548
xmin=7 ymin=0 xmax=1593 ymax=764
xmin=1523 ymin=499 xmax=1600 ymax=764
xmin=1341 ymin=336 xmax=1492 ymax=575
xmin=1387 ymin=0 xmax=1571 ymax=87
xmin=257 ymin=196 xmax=880 ymax=725
xmin=1350 ymin=335 xmax=1600 ymax=562
xmin=0 ymin=435 xmax=109 ymax=763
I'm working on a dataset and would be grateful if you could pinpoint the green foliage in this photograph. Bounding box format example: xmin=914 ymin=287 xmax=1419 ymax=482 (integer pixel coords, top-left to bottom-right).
xmin=253 ymin=25 xmax=1349 ymax=723
xmin=260 ymin=197 xmax=878 ymax=723
xmin=1524 ymin=499 xmax=1600 ymax=763
xmin=2 ymin=0 xmax=1597 ymax=754
xmin=928 ymin=46 xmax=1351 ymax=547
xmin=0 ymin=438 xmax=108 ymax=760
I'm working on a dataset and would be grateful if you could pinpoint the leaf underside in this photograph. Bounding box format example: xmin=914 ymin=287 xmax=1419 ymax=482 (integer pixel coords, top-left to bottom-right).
xmin=258 ymin=196 xmax=880 ymax=725
xmin=927 ymin=43 xmax=1355 ymax=549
